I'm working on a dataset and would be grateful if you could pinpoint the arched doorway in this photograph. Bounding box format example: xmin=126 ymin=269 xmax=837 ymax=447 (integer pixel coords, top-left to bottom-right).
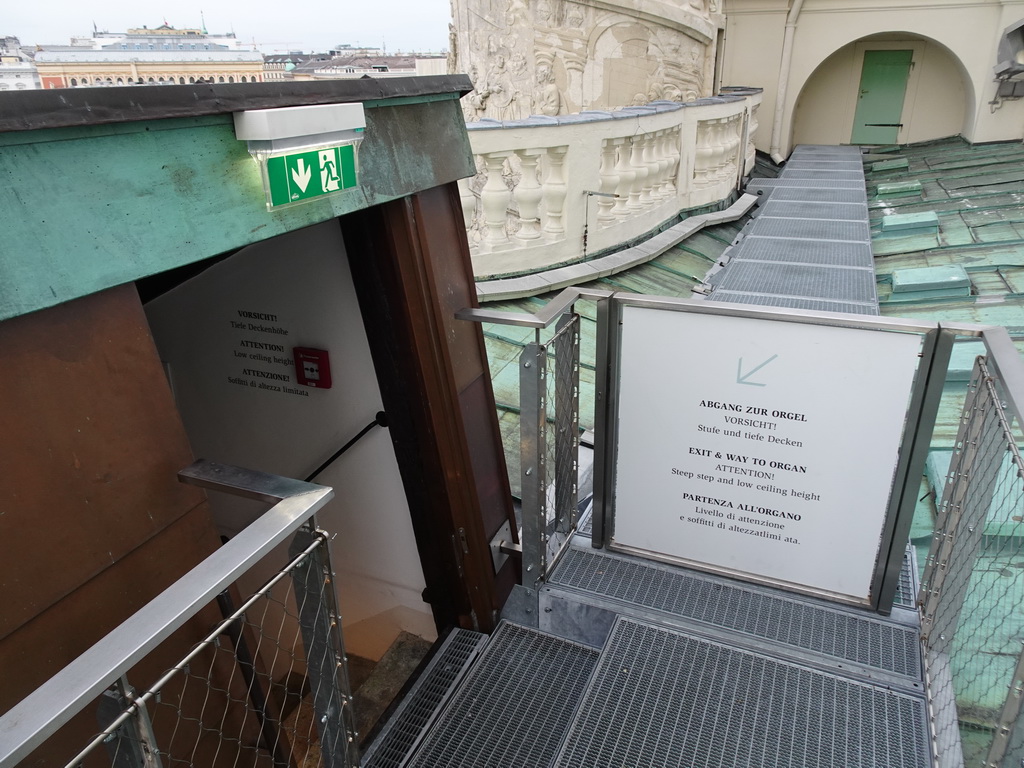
xmin=792 ymin=34 xmax=972 ymax=147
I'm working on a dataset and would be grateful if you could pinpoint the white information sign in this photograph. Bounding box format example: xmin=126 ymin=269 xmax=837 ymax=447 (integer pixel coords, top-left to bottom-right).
xmin=612 ymin=305 xmax=922 ymax=602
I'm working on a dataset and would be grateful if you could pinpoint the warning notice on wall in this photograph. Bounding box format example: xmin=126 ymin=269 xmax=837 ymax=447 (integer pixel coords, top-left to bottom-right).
xmin=611 ymin=304 xmax=922 ymax=602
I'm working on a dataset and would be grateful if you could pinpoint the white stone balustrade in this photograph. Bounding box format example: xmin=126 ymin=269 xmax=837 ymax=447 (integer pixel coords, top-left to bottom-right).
xmin=464 ymin=89 xmax=762 ymax=279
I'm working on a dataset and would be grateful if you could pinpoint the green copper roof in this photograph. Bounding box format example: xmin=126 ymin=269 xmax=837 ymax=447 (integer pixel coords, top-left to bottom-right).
xmin=482 ymin=137 xmax=1024 ymax=498
xmin=481 ymin=218 xmax=745 ymax=498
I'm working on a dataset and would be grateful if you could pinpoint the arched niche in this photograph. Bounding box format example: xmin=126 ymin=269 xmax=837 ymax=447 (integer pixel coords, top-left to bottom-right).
xmin=791 ymin=33 xmax=973 ymax=148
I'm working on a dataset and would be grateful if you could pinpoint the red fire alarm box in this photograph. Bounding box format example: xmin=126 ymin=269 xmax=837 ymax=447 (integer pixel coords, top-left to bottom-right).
xmin=294 ymin=347 xmax=332 ymax=388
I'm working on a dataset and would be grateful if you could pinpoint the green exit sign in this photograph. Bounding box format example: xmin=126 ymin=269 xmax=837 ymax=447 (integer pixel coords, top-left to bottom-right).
xmin=264 ymin=144 xmax=358 ymax=209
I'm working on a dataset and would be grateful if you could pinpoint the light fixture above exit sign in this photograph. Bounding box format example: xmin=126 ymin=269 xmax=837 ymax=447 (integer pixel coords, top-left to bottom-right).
xmin=233 ymin=103 xmax=365 ymax=210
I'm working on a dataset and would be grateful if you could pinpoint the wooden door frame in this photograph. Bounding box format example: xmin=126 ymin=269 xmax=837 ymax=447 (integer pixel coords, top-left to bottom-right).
xmin=342 ymin=184 xmax=519 ymax=634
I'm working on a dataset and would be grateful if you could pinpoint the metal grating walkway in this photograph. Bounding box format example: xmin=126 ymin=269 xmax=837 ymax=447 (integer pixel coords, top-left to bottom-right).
xmin=403 ymin=622 xmax=599 ymax=768
xmin=553 ymin=617 xmax=931 ymax=768
xmin=361 ymin=628 xmax=487 ymax=768
xmin=364 ymin=146 xmax=936 ymax=767
xmin=550 ymin=545 xmax=922 ymax=681
xmin=708 ymin=144 xmax=879 ymax=315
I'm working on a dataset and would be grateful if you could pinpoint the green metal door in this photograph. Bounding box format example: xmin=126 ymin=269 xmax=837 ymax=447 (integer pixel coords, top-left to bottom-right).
xmin=851 ymin=50 xmax=913 ymax=145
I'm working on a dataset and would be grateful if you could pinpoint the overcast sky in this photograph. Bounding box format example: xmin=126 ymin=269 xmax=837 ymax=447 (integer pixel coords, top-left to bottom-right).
xmin=7 ymin=0 xmax=452 ymax=54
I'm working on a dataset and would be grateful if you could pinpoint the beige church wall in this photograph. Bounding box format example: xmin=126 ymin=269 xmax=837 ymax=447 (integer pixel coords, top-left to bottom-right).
xmin=145 ymin=221 xmax=436 ymax=662
xmin=452 ymin=0 xmax=725 ymax=120
xmin=791 ymin=38 xmax=968 ymax=148
xmin=719 ymin=5 xmax=787 ymax=151
xmin=723 ymin=0 xmax=1023 ymax=155
xmin=981 ymin=3 xmax=1024 ymax=143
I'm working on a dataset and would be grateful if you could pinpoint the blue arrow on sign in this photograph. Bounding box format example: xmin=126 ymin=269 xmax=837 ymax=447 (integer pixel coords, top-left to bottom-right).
xmin=737 ymin=354 xmax=778 ymax=386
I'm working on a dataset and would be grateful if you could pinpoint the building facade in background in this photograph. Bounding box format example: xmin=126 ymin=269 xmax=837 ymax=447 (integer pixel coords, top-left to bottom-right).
xmin=0 ymin=36 xmax=40 ymax=91
xmin=31 ymin=24 xmax=264 ymax=87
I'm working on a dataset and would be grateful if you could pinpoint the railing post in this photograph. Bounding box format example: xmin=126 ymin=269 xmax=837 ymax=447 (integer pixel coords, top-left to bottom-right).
xmin=986 ymin=646 xmax=1024 ymax=767
xmin=520 ymin=341 xmax=547 ymax=587
xmin=550 ymin=312 xmax=580 ymax=573
xmin=289 ymin=526 xmax=358 ymax=768
xmin=920 ymin=361 xmax=996 ymax=653
xmin=96 ymin=679 xmax=162 ymax=768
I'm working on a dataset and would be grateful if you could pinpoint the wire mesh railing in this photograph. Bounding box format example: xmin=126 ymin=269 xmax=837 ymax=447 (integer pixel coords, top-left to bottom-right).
xmin=0 ymin=462 xmax=356 ymax=768
xmin=921 ymin=354 xmax=1024 ymax=768
xmin=519 ymin=310 xmax=581 ymax=587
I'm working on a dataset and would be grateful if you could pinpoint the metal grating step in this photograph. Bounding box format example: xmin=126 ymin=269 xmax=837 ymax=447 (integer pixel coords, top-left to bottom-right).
xmin=763 ymin=187 xmax=867 ymax=204
xmin=894 ymin=546 xmax=919 ymax=610
xmin=749 ymin=216 xmax=870 ymax=241
xmin=790 ymin=144 xmax=864 ymax=155
xmin=404 ymin=622 xmax=598 ymax=768
xmin=714 ymin=260 xmax=877 ymax=302
xmin=747 ymin=178 xmax=867 ymax=190
xmin=550 ymin=547 xmax=921 ymax=680
xmin=732 ymin=237 xmax=873 ymax=267
xmin=552 ymin=617 xmax=931 ymax=768
xmin=784 ymin=161 xmax=865 ymax=170
xmin=760 ymin=201 xmax=868 ymax=220
xmin=361 ymin=628 xmax=487 ymax=768
xmin=711 ymin=291 xmax=878 ymax=315
xmin=781 ymin=169 xmax=865 ymax=179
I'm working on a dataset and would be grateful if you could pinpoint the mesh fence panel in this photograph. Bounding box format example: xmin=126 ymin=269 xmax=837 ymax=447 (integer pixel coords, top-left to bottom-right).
xmin=921 ymin=358 xmax=1024 ymax=768
xmin=65 ymin=531 xmax=355 ymax=768
xmin=520 ymin=312 xmax=581 ymax=585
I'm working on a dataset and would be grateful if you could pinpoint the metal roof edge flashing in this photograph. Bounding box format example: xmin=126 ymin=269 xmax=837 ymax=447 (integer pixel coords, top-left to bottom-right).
xmin=0 ymin=74 xmax=474 ymax=134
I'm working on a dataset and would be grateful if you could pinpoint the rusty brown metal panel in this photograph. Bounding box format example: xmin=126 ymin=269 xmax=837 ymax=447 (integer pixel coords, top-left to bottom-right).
xmin=410 ymin=185 xmax=520 ymax=592
xmin=0 ymin=502 xmax=222 ymax=718
xmin=0 ymin=284 xmax=212 ymax=640
xmin=343 ymin=184 xmax=516 ymax=632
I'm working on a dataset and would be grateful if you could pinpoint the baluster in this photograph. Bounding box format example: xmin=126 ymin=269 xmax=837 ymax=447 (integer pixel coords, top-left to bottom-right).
xmin=724 ymin=117 xmax=741 ymax=180
xmin=746 ymin=106 xmax=760 ymax=175
xmin=597 ymin=139 xmax=619 ymax=223
xmin=713 ymin=119 xmax=729 ymax=182
xmin=705 ymin=119 xmax=722 ymax=183
xmin=724 ymin=115 xmax=741 ymax=182
xmin=653 ymin=130 xmax=670 ymax=199
xmin=664 ymin=127 xmax=680 ymax=197
xmin=612 ymin=138 xmax=633 ymax=217
xmin=514 ymin=148 xmax=544 ymax=241
xmin=627 ymin=136 xmax=647 ymax=209
xmin=694 ymin=120 xmax=713 ymax=187
xmin=640 ymin=133 xmax=658 ymax=205
xmin=542 ymin=145 xmax=568 ymax=236
xmin=480 ymin=151 xmax=512 ymax=244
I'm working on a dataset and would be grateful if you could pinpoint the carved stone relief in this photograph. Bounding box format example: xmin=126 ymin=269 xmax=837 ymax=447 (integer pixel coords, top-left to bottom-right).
xmin=452 ymin=0 xmax=717 ymax=121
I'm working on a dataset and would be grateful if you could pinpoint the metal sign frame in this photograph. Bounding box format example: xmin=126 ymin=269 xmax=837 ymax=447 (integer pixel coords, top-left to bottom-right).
xmin=592 ymin=294 xmax=949 ymax=612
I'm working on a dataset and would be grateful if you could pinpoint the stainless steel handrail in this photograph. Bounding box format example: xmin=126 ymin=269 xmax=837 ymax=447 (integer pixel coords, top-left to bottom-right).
xmin=0 ymin=460 xmax=334 ymax=768
xmin=456 ymin=286 xmax=614 ymax=329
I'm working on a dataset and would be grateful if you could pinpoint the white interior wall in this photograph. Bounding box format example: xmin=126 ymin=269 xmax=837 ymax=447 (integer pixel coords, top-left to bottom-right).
xmin=145 ymin=219 xmax=435 ymax=662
